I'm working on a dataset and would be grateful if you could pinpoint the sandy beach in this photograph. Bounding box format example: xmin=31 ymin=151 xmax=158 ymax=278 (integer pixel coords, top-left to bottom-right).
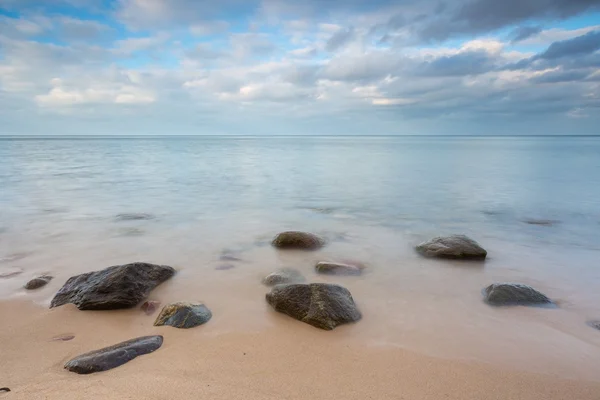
xmin=1 ymin=300 xmax=599 ymax=400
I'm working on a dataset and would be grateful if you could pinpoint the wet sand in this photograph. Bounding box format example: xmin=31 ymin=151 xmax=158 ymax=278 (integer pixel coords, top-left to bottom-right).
xmin=1 ymin=300 xmax=599 ymax=400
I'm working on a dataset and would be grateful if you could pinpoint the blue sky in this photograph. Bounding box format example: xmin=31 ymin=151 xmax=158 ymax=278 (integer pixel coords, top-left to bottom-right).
xmin=0 ymin=0 xmax=599 ymax=135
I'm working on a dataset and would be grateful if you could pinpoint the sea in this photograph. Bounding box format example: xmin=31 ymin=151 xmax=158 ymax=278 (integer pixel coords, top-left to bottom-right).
xmin=1 ymin=135 xmax=600 ymax=379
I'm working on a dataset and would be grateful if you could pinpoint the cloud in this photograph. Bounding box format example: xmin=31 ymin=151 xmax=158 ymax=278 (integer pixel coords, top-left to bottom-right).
xmin=538 ymin=30 xmax=600 ymax=59
xmin=531 ymin=69 xmax=592 ymax=83
xmin=510 ymin=25 xmax=543 ymax=43
xmin=325 ymin=27 xmax=355 ymax=52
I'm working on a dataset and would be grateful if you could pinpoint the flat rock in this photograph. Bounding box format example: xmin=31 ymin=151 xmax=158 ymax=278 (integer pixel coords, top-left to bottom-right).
xmin=52 ymin=334 xmax=75 ymax=341
xmin=483 ymin=283 xmax=552 ymax=306
xmin=271 ymin=231 xmax=325 ymax=250
xmin=65 ymin=335 xmax=163 ymax=374
xmin=416 ymin=235 xmax=487 ymax=259
xmin=115 ymin=213 xmax=155 ymax=221
xmin=315 ymin=261 xmax=362 ymax=275
xmin=50 ymin=262 xmax=175 ymax=310
xmin=266 ymin=283 xmax=361 ymax=330
xmin=523 ymin=219 xmax=556 ymax=226
xmin=154 ymin=302 xmax=212 ymax=329
xmin=24 ymin=275 xmax=53 ymax=290
xmin=0 ymin=267 xmax=23 ymax=278
xmin=216 ymin=263 xmax=236 ymax=270
xmin=262 ymin=268 xmax=305 ymax=286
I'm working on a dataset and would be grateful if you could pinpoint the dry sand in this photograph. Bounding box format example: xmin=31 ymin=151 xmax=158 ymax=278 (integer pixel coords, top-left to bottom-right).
xmin=1 ymin=300 xmax=599 ymax=400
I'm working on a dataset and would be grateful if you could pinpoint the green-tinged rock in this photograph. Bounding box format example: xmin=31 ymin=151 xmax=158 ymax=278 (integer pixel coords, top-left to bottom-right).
xmin=154 ymin=302 xmax=212 ymax=329
xmin=266 ymin=283 xmax=361 ymax=330
xmin=271 ymin=231 xmax=325 ymax=250
xmin=65 ymin=335 xmax=163 ymax=374
xmin=483 ymin=283 xmax=552 ymax=306
xmin=50 ymin=262 xmax=175 ymax=310
xmin=262 ymin=268 xmax=305 ymax=286
xmin=416 ymin=235 xmax=487 ymax=259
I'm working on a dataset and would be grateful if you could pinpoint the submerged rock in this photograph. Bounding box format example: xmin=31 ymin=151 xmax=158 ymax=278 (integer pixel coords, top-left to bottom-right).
xmin=24 ymin=275 xmax=53 ymax=290
xmin=416 ymin=235 xmax=487 ymax=259
xmin=266 ymin=283 xmax=361 ymax=330
xmin=50 ymin=262 xmax=175 ymax=310
xmin=271 ymin=231 xmax=325 ymax=250
xmin=115 ymin=213 xmax=155 ymax=221
xmin=141 ymin=300 xmax=161 ymax=315
xmin=154 ymin=302 xmax=212 ymax=329
xmin=65 ymin=335 xmax=163 ymax=374
xmin=0 ymin=267 xmax=23 ymax=278
xmin=216 ymin=264 xmax=236 ymax=270
xmin=262 ymin=268 xmax=305 ymax=286
xmin=52 ymin=334 xmax=75 ymax=341
xmin=586 ymin=320 xmax=600 ymax=331
xmin=523 ymin=219 xmax=556 ymax=226
xmin=483 ymin=283 xmax=552 ymax=306
xmin=315 ymin=261 xmax=362 ymax=276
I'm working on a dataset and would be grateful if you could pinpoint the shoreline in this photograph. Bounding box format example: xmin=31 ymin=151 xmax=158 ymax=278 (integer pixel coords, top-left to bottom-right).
xmin=1 ymin=300 xmax=600 ymax=400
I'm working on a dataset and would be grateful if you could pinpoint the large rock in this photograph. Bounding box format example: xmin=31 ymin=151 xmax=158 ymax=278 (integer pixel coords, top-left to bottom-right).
xmin=416 ymin=235 xmax=487 ymax=259
xmin=587 ymin=320 xmax=600 ymax=331
xmin=315 ymin=261 xmax=362 ymax=276
xmin=154 ymin=302 xmax=212 ymax=329
xmin=24 ymin=275 xmax=53 ymax=290
xmin=271 ymin=231 xmax=325 ymax=250
xmin=483 ymin=283 xmax=552 ymax=306
xmin=262 ymin=268 xmax=305 ymax=286
xmin=65 ymin=335 xmax=163 ymax=374
xmin=50 ymin=262 xmax=175 ymax=310
xmin=266 ymin=283 xmax=361 ymax=330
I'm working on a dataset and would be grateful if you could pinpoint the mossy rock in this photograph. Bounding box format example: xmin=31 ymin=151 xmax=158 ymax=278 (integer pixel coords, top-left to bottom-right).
xmin=271 ymin=231 xmax=325 ymax=250
xmin=154 ymin=302 xmax=212 ymax=329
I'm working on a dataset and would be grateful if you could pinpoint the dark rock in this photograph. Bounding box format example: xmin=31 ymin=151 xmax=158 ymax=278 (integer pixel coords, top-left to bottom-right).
xmin=115 ymin=213 xmax=154 ymax=221
xmin=215 ymin=264 xmax=235 ymax=270
xmin=141 ymin=300 xmax=161 ymax=315
xmin=24 ymin=275 xmax=53 ymax=290
xmin=523 ymin=219 xmax=556 ymax=226
xmin=0 ymin=267 xmax=23 ymax=278
xmin=50 ymin=262 xmax=175 ymax=310
xmin=154 ymin=302 xmax=212 ymax=329
xmin=64 ymin=335 xmax=163 ymax=374
xmin=315 ymin=261 xmax=362 ymax=275
xmin=266 ymin=283 xmax=361 ymax=330
xmin=0 ymin=388 xmax=10 ymax=392
xmin=483 ymin=283 xmax=552 ymax=306
xmin=262 ymin=268 xmax=305 ymax=286
xmin=416 ymin=235 xmax=487 ymax=259
xmin=587 ymin=320 xmax=600 ymax=331
xmin=271 ymin=231 xmax=325 ymax=250
xmin=52 ymin=334 xmax=75 ymax=341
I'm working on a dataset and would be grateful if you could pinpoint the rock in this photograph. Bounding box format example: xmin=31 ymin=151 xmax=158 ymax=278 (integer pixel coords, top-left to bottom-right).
xmin=115 ymin=213 xmax=154 ymax=221
xmin=216 ymin=264 xmax=235 ymax=270
xmin=141 ymin=300 xmax=161 ymax=315
xmin=0 ymin=388 xmax=10 ymax=392
xmin=483 ymin=283 xmax=552 ymax=306
xmin=52 ymin=334 xmax=75 ymax=341
xmin=24 ymin=275 xmax=53 ymax=290
xmin=50 ymin=262 xmax=175 ymax=310
xmin=523 ymin=219 xmax=556 ymax=226
xmin=315 ymin=261 xmax=362 ymax=276
xmin=64 ymin=335 xmax=163 ymax=374
xmin=262 ymin=268 xmax=305 ymax=286
xmin=219 ymin=249 xmax=243 ymax=262
xmin=0 ymin=267 xmax=23 ymax=278
xmin=587 ymin=320 xmax=600 ymax=331
xmin=416 ymin=235 xmax=487 ymax=259
xmin=271 ymin=231 xmax=325 ymax=250
xmin=266 ymin=283 xmax=361 ymax=330
xmin=154 ymin=302 xmax=212 ymax=329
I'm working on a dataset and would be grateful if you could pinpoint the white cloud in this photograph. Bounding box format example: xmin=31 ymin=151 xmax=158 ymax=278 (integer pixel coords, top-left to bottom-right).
xmin=518 ymin=25 xmax=600 ymax=46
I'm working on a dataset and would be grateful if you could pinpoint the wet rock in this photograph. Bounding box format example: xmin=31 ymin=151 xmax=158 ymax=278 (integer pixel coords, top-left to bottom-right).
xmin=154 ymin=302 xmax=212 ymax=329
xmin=262 ymin=268 xmax=305 ymax=286
xmin=50 ymin=262 xmax=175 ymax=310
xmin=0 ymin=267 xmax=23 ymax=278
xmin=0 ymin=388 xmax=10 ymax=392
xmin=416 ymin=235 xmax=487 ymax=259
xmin=219 ymin=249 xmax=243 ymax=262
xmin=52 ymin=334 xmax=75 ymax=341
xmin=266 ymin=283 xmax=361 ymax=330
xmin=483 ymin=283 xmax=552 ymax=306
xmin=271 ymin=231 xmax=325 ymax=250
xmin=587 ymin=320 xmax=600 ymax=331
xmin=216 ymin=264 xmax=235 ymax=270
xmin=24 ymin=275 xmax=53 ymax=290
xmin=141 ymin=300 xmax=161 ymax=315
xmin=65 ymin=335 xmax=163 ymax=374
xmin=523 ymin=219 xmax=556 ymax=226
xmin=315 ymin=261 xmax=362 ymax=276
xmin=115 ymin=213 xmax=155 ymax=221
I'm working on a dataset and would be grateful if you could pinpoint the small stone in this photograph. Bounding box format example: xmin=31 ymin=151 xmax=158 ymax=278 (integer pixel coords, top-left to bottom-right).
xmin=24 ymin=275 xmax=53 ymax=290
xmin=315 ymin=262 xmax=362 ymax=275
xmin=0 ymin=388 xmax=10 ymax=392
xmin=0 ymin=267 xmax=23 ymax=278
xmin=262 ymin=268 xmax=305 ymax=286
xmin=587 ymin=320 xmax=600 ymax=331
xmin=266 ymin=283 xmax=361 ymax=330
xmin=216 ymin=264 xmax=236 ymax=270
xmin=154 ymin=302 xmax=212 ymax=329
xmin=271 ymin=231 xmax=325 ymax=250
xmin=52 ymin=334 xmax=75 ymax=341
xmin=65 ymin=335 xmax=163 ymax=374
xmin=141 ymin=300 xmax=161 ymax=315
xmin=416 ymin=235 xmax=487 ymax=259
xmin=483 ymin=283 xmax=552 ymax=306
xmin=523 ymin=219 xmax=556 ymax=226
xmin=115 ymin=213 xmax=155 ymax=221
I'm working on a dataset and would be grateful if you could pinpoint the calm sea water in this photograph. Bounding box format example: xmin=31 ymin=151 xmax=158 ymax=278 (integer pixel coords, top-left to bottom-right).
xmin=1 ymin=136 xmax=600 ymax=378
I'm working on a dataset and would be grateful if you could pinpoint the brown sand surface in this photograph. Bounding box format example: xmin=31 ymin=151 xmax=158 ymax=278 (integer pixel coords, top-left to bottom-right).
xmin=1 ymin=300 xmax=599 ymax=400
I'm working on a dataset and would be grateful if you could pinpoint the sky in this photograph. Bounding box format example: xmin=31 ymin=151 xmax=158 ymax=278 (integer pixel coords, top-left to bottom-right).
xmin=0 ymin=0 xmax=599 ymax=135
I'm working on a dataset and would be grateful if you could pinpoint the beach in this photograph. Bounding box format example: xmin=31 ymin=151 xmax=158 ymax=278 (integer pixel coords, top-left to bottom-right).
xmin=2 ymin=136 xmax=600 ymax=398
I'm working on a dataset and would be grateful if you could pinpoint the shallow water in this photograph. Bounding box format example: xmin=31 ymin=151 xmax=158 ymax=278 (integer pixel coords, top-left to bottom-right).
xmin=1 ymin=136 xmax=600 ymax=379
